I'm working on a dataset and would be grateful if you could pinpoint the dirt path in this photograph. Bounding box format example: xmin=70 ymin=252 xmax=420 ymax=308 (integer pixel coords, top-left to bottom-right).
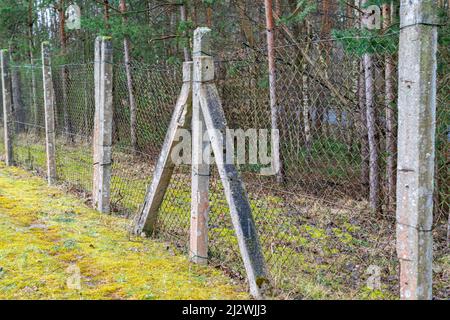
xmin=0 ymin=163 xmax=247 ymax=299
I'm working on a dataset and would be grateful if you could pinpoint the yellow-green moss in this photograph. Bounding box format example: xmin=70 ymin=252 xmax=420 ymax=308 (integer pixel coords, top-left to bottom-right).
xmin=0 ymin=162 xmax=248 ymax=300
xmin=9 ymin=138 xmax=405 ymax=300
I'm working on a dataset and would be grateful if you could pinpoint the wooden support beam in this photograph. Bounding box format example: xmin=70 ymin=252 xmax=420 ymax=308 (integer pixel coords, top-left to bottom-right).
xmin=0 ymin=49 xmax=14 ymax=166
xmin=41 ymin=42 xmax=57 ymax=185
xmin=133 ymin=62 xmax=193 ymax=235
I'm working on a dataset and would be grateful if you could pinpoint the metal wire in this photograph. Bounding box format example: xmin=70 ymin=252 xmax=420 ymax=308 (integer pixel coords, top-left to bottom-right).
xmin=4 ymin=31 xmax=448 ymax=300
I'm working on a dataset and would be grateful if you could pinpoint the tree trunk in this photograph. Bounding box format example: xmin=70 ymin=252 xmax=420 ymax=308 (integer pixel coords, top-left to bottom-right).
xmin=120 ymin=0 xmax=138 ymax=154
xmin=104 ymin=0 xmax=110 ymax=29
xmin=58 ymin=0 xmax=73 ymax=141
xmin=28 ymin=0 xmax=38 ymax=129
xmin=191 ymin=0 xmax=198 ymax=27
xmin=361 ymin=0 xmax=380 ymax=213
xmin=353 ymin=1 xmax=370 ymax=193
xmin=11 ymin=62 xmax=25 ymax=132
xmin=180 ymin=2 xmax=192 ymax=62
xmin=363 ymin=52 xmax=380 ymax=213
xmin=264 ymin=0 xmax=283 ymax=183
xmin=205 ymin=3 xmax=212 ymax=27
xmin=237 ymin=1 xmax=255 ymax=47
xmin=302 ymin=23 xmax=312 ymax=154
xmin=359 ymin=61 xmax=369 ymax=192
xmin=316 ymin=0 xmax=332 ymax=137
xmin=383 ymin=3 xmax=396 ymax=214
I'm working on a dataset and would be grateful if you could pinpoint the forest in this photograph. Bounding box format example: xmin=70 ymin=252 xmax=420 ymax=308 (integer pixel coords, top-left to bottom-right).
xmin=0 ymin=0 xmax=448 ymax=301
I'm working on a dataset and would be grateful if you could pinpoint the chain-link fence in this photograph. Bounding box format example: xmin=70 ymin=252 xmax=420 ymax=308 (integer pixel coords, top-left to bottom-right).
xmin=2 ymin=30 xmax=448 ymax=299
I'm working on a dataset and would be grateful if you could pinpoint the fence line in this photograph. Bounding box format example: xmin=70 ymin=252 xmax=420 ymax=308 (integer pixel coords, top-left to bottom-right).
xmin=0 ymin=30 xmax=448 ymax=299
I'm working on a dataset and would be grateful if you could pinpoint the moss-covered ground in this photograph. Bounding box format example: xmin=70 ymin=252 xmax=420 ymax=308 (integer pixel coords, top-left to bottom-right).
xmin=6 ymin=136 xmax=449 ymax=300
xmin=0 ymin=162 xmax=248 ymax=299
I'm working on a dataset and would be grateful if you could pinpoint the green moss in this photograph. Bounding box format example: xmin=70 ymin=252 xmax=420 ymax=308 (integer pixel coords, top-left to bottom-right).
xmin=0 ymin=162 xmax=248 ymax=300
xmin=332 ymin=228 xmax=354 ymax=245
xmin=359 ymin=286 xmax=396 ymax=300
xmin=303 ymin=225 xmax=328 ymax=240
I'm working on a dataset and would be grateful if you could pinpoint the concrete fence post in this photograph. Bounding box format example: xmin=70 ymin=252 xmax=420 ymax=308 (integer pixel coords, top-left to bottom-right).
xmin=190 ymin=27 xmax=211 ymax=265
xmin=192 ymin=27 xmax=269 ymax=299
xmin=93 ymin=36 xmax=113 ymax=214
xmin=396 ymin=0 xmax=439 ymax=300
xmin=41 ymin=42 xmax=57 ymax=185
xmin=1 ymin=49 xmax=14 ymax=166
xmin=93 ymin=36 xmax=101 ymax=203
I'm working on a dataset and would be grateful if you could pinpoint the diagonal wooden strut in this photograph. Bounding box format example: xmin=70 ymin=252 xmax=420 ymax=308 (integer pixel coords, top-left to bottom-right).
xmin=132 ymin=62 xmax=193 ymax=235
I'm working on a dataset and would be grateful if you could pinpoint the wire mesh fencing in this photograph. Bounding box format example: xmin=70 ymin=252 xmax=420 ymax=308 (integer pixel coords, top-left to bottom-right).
xmin=1 ymin=31 xmax=448 ymax=299
xmin=9 ymin=63 xmax=46 ymax=176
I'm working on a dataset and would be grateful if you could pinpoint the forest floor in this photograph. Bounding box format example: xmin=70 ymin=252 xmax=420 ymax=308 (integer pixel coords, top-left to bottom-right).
xmin=0 ymin=162 xmax=248 ymax=300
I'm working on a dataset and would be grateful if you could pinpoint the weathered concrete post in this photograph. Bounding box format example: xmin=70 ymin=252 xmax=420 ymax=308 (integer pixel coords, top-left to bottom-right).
xmin=41 ymin=42 xmax=57 ymax=185
xmin=193 ymin=27 xmax=269 ymax=299
xmin=1 ymin=49 xmax=14 ymax=166
xmin=93 ymin=36 xmax=102 ymax=200
xmin=190 ymin=27 xmax=211 ymax=265
xmin=93 ymin=37 xmax=113 ymax=214
xmin=396 ymin=0 xmax=439 ymax=300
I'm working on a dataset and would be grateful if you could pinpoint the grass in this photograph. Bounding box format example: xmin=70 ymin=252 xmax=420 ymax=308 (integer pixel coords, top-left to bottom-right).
xmin=0 ymin=162 xmax=248 ymax=299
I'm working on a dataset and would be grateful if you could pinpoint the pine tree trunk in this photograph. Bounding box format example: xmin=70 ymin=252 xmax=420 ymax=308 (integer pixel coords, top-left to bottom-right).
xmin=59 ymin=0 xmax=72 ymax=141
xmin=361 ymin=0 xmax=380 ymax=212
xmin=180 ymin=2 xmax=192 ymax=62
xmin=120 ymin=0 xmax=138 ymax=154
xmin=11 ymin=62 xmax=25 ymax=132
xmin=237 ymin=1 xmax=255 ymax=47
xmin=206 ymin=4 xmax=212 ymax=27
xmin=302 ymin=23 xmax=312 ymax=154
xmin=383 ymin=3 xmax=396 ymax=214
xmin=264 ymin=0 xmax=283 ymax=183
xmin=28 ymin=0 xmax=38 ymax=129
xmin=364 ymin=52 xmax=379 ymax=213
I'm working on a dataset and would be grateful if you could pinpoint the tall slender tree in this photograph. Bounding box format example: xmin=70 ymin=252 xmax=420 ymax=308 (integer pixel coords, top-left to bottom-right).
xmin=362 ymin=0 xmax=380 ymax=213
xmin=58 ymin=0 xmax=73 ymax=141
xmin=383 ymin=2 xmax=396 ymax=214
xmin=119 ymin=0 xmax=138 ymax=154
xmin=264 ymin=0 xmax=283 ymax=183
